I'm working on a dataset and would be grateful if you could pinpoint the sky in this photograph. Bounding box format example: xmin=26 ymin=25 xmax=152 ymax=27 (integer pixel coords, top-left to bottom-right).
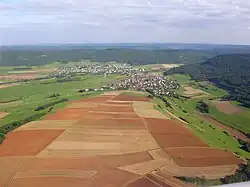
xmin=0 ymin=0 xmax=250 ymax=45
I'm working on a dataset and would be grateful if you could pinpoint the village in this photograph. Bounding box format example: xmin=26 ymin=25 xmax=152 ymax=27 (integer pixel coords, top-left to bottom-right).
xmin=51 ymin=63 xmax=147 ymax=77
xmin=108 ymin=74 xmax=179 ymax=96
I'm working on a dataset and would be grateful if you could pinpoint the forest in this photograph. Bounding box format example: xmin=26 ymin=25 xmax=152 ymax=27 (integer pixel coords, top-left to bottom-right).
xmin=165 ymin=54 xmax=250 ymax=106
xmin=0 ymin=48 xmax=216 ymax=66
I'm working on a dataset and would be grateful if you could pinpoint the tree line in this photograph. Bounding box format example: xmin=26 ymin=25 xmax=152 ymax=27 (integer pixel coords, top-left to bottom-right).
xmin=165 ymin=54 xmax=250 ymax=106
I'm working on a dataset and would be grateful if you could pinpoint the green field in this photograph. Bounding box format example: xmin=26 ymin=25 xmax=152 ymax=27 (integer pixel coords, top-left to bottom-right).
xmin=164 ymin=96 xmax=250 ymax=158
xmin=164 ymin=74 xmax=250 ymax=158
xmin=206 ymin=103 xmax=250 ymax=134
xmin=0 ymin=74 xmax=125 ymax=132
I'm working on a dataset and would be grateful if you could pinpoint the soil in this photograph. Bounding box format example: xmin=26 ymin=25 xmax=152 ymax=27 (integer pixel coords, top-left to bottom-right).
xmin=126 ymin=177 xmax=159 ymax=187
xmin=0 ymin=130 xmax=64 ymax=156
xmin=0 ymin=83 xmax=19 ymax=89
xmin=112 ymin=94 xmax=151 ymax=102
xmin=133 ymin=102 xmax=168 ymax=119
xmin=91 ymin=105 xmax=134 ymax=112
xmin=76 ymin=118 xmax=145 ymax=130
xmin=0 ymin=73 xmax=37 ymax=80
xmin=77 ymin=96 xmax=114 ymax=103
xmin=9 ymin=169 xmax=136 ymax=187
xmin=0 ymin=112 xmax=9 ymax=119
xmin=0 ymin=156 xmax=31 ymax=187
xmin=145 ymin=118 xmax=195 ymax=135
xmin=15 ymin=120 xmax=77 ymax=131
xmin=165 ymin=147 xmax=241 ymax=167
xmin=152 ymin=134 xmax=208 ymax=148
xmin=212 ymin=101 xmax=244 ymax=114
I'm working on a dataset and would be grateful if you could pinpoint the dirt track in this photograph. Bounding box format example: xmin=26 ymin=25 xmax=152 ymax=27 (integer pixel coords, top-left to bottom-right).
xmin=0 ymin=93 xmax=242 ymax=187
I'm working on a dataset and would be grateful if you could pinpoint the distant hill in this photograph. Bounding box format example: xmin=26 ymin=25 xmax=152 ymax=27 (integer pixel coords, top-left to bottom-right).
xmin=164 ymin=54 xmax=250 ymax=106
xmin=0 ymin=48 xmax=217 ymax=66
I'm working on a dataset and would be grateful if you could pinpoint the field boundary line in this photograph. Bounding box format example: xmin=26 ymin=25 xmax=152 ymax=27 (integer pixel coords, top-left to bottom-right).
xmin=4 ymin=158 xmax=31 ymax=187
xmin=140 ymin=117 xmax=175 ymax=165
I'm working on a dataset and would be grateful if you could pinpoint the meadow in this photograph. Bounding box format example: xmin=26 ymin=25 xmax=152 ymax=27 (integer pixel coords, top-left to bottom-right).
xmin=166 ymin=74 xmax=250 ymax=158
xmin=0 ymin=74 xmax=126 ymax=132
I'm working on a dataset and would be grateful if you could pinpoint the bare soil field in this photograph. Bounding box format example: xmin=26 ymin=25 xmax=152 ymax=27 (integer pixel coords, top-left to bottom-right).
xmin=133 ymin=102 xmax=168 ymax=119
xmin=160 ymin=164 xmax=238 ymax=180
xmin=0 ymin=156 xmax=32 ymax=187
xmin=66 ymin=102 xmax=100 ymax=109
xmin=91 ymin=105 xmax=134 ymax=112
xmin=200 ymin=115 xmax=249 ymax=142
xmin=0 ymin=112 xmax=9 ymax=118
xmin=0 ymin=73 xmax=37 ymax=80
xmin=0 ymin=93 xmax=244 ymax=186
xmin=212 ymin=100 xmax=245 ymax=114
xmin=0 ymin=83 xmax=19 ymax=89
xmin=44 ymin=109 xmax=89 ymax=120
xmin=14 ymin=170 xmax=98 ymax=179
xmin=112 ymin=93 xmax=151 ymax=102
xmin=183 ymin=86 xmax=208 ymax=98
xmin=119 ymin=159 xmax=169 ymax=176
xmin=102 ymin=91 xmax=122 ymax=96
xmin=76 ymin=96 xmax=114 ymax=103
xmin=80 ymin=111 xmax=139 ymax=119
xmin=146 ymin=118 xmax=196 ymax=135
xmin=14 ymin=120 xmax=77 ymax=131
xmin=147 ymin=173 xmax=177 ymax=187
xmin=152 ymin=134 xmax=208 ymax=148
xmin=126 ymin=177 xmax=160 ymax=187
xmin=76 ymin=118 xmax=145 ymax=130
xmin=145 ymin=118 xmax=208 ymax=148
xmin=0 ymin=130 xmax=64 ymax=156
xmin=164 ymin=147 xmax=241 ymax=167
xmin=9 ymin=168 xmax=137 ymax=187
xmin=38 ymin=129 xmax=159 ymax=157
xmin=149 ymin=171 xmax=195 ymax=187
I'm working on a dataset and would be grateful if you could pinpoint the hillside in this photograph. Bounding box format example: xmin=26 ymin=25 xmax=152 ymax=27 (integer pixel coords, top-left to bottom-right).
xmin=0 ymin=48 xmax=216 ymax=66
xmin=164 ymin=54 xmax=250 ymax=106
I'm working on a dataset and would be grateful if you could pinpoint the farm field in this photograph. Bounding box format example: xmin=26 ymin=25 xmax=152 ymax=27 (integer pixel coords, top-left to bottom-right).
xmin=166 ymin=74 xmax=250 ymax=158
xmin=0 ymin=92 xmax=243 ymax=187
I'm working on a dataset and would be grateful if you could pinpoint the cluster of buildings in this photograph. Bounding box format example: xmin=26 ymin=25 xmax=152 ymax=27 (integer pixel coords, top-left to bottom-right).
xmin=108 ymin=74 xmax=179 ymax=96
xmin=51 ymin=63 xmax=146 ymax=77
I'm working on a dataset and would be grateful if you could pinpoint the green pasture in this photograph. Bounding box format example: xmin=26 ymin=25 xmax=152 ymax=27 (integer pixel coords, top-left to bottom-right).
xmin=164 ymin=96 xmax=250 ymax=158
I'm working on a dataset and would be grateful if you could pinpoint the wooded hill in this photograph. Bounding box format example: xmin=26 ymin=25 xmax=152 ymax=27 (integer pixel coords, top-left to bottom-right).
xmin=164 ymin=54 xmax=250 ymax=106
xmin=0 ymin=48 xmax=216 ymax=66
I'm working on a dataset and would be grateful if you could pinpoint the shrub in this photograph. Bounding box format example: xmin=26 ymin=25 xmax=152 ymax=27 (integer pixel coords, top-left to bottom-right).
xmin=48 ymin=93 xmax=60 ymax=98
xmin=35 ymin=98 xmax=68 ymax=111
xmin=0 ymin=133 xmax=5 ymax=144
xmin=196 ymin=101 xmax=209 ymax=113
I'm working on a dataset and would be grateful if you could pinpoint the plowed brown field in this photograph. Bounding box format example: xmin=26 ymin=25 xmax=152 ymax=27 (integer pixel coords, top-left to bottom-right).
xmin=79 ymin=112 xmax=139 ymax=119
xmin=76 ymin=118 xmax=145 ymax=130
xmin=9 ymin=169 xmax=136 ymax=187
xmin=0 ymin=130 xmax=64 ymax=156
xmin=76 ymin=96 xmax=114 ymax=103
xmin=152 ymin=134 xmax=208 ymax=148
xmin=146 ymin=118 xmax=207 ymax=147
xmin=91 ymin=105 xmax=134 ymax=112
xmin=126 ymin=177 xmax=159 ymax=187
xmin=212 ymin=101 xmax=244 ymax=114
xmin=146 ymin=118 xmax=196 ymax=135
xmin=165 ymin=147 xmax=241 ymax=167
xmin=0 ymin=157 xmax=31 ymax=187
xmin=112 ymin=94 xmax=151 ymax=102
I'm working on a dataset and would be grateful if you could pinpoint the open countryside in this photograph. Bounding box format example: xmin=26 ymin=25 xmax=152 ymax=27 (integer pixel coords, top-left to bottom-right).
xmin=0 ymin=47 xmax=250 ymax=187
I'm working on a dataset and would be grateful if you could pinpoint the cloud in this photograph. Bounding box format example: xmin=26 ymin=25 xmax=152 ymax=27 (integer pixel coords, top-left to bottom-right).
xmin=0 ymin=0 xmax=250 ymax=44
